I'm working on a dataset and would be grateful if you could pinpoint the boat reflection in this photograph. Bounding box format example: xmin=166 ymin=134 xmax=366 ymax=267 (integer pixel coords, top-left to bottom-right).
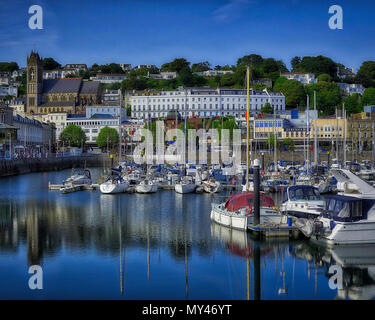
xmin=292 ymin=242 xmax=375 ymax=300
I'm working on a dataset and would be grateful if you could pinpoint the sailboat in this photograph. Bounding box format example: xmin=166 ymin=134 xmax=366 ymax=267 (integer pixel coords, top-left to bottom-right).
xmin=210 ymin=67 xmax=280 ymax=230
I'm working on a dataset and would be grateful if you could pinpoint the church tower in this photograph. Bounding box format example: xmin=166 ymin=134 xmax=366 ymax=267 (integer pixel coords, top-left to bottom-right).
xmin=27 ymin=51 xmax=43 ymax=114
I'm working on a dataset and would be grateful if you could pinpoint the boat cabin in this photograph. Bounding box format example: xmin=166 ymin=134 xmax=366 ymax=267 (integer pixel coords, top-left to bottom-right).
xmin=323 ymin=195 xmax=374 ymax=222
xmin=283 ymin=185 xmax=322 ymax=203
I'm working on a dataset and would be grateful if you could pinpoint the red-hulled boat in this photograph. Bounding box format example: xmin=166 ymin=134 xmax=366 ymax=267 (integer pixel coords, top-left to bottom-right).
xmin=210 ymin=192 xmax=281 ymax=230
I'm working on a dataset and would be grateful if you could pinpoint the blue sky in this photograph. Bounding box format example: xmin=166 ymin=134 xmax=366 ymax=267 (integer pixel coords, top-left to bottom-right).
xmin=0 ymin=0 xmax=374 ymax=70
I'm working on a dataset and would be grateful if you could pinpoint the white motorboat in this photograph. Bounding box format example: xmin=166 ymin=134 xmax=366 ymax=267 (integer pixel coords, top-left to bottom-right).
xmin=64 ymin=168 xmax=92 ymax=185
xmin=203 ymin=179 xmax=223 ymax=193
xmin=300 ymin=169 xmax=375 ymax=245
xmin=175 ymin=176 xmax=196 ymax=194
xmin=313 ymin=176 xmax=337 ymax=194
xmin=210 ymin=192 xmax=281 ymax=231
xmin=135 ymin=179 xmax=158 ymax=194
xmin=280 ymin=185 xmax=325 ymax=219
xmin=100 ymin=175 xmax=129 ymax=194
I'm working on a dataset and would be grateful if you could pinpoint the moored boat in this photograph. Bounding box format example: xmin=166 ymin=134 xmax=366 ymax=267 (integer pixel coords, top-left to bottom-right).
xmin=210 ymin=192 xmax=281 ymax=231
xmin=135 ymin=179 xmax=158 ymax=193
xmin=280 ymin=185 xmax=325 ymax=220
xmin=64 ymin=168 xmax=92 ymax=186
xmin=175 ymin=176 xmax=196 ymax=194
xmin=100 ymin=175 xmax=129 ymax=194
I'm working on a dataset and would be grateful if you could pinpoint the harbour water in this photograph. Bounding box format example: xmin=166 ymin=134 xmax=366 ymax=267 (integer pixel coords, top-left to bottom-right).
xmin=0 ymin=168 xmax=374 ymax=300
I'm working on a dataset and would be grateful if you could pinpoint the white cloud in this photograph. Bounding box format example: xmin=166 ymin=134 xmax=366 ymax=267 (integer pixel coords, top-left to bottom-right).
xmin=212 ymin=0 xmax=255 ymax=22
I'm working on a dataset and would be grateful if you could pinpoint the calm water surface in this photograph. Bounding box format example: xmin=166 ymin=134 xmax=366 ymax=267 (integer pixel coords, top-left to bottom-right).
xmin=0 ymin=168 xmax=374 ymax=300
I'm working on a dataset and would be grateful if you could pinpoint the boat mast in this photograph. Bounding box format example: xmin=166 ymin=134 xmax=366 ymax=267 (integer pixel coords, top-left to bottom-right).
xmin=274 ymin=95 xmax=277 ymax=173
xmin=118 ymin=111 xmax=122 ymax=164
xmin=342 ymin=102 xmax=346 ymax=166
xmin=314 ymin=91 xmax=318 ymax=165
xmin=306 ymin=95 xmax=310 ymax=174
xmin=246 ymin=66 xmax=250 ymax=191
xmin=336 ymin=108 xmax=339 ymax=163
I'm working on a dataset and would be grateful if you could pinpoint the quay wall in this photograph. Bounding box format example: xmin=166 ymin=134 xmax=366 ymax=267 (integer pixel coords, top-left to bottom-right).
xmin=0 ymin=155 xmax=111 ymax=178
xmin=251 ymin=151 xmax=374 ymax=166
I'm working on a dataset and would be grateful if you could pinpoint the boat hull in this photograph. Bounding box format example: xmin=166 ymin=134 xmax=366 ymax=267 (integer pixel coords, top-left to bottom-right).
xmin=210 ymin=204 xmax=281 ymax=231
xmin=100 ymin=182 xmax=129 ymax=194
xmin=311 ymin=220 xmax=375 ymax=246
xmin=175 ymin=184 xmax=196 ymax=194
xmin=136 ymin=184 xmax=158 ymax=193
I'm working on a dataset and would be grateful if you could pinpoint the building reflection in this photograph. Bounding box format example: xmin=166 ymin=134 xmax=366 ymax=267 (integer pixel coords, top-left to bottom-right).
xmin=0 ymin=192 xmax=211 ymax=267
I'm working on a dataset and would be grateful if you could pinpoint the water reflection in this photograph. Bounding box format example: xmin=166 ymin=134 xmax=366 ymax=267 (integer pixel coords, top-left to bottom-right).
xmin=292 ymin=242 xmax=375 ymax=300
xmin=0 ymin=169 xmax=374 ymax=299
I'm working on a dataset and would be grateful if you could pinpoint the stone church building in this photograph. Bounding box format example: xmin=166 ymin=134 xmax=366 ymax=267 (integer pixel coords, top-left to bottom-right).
xmin=26 ymin=51 xmax=102 ymax=115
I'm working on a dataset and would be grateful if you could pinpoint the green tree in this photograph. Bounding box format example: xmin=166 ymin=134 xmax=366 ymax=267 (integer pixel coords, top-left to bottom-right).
xmin=343 ymin=93 xmax=362 ymax=115
xmin=211 ymin=116 xmax=239 ymax=140
xmin=126 ymin=105 xmax=131 ymax=117
xmin=283 ymin=138 xmax=295 ymax=151
xmin=317 ymin=73 xmax=332 ymax=82
xmin=237 ymin=54 xmax=264 ymax=67
xmin=357 ymin=61 xmax=375 ymax=87
xmin=274 ymin=78 xmax=306 ymax=108
xmin=0 ymin=62 xmax=19 ymax=72
xmin=65 ymin=73 xmax=79 ymax=78
xmin=305 ymin=82 xmax=342 ymax=115
xmin=266 ymin=133 xmax=282 ymax=150
xmin=96 ymin=126 xmax=119 ymax=150
xmin=177 ymin=121 xmax=196 ymax=141
xmin=42 ymin=57 xmax=61 ymax=70
xmin=294 ymin=55 xmax=337 ymax=78
xmin=290 ymin=56 xmax=301 ymax=71
xmin=260 ymin=102 xmax=273 ymax=114
xmin=161 ymin=58 xmax=190 ymax=73
xmin=60 ymin=124 xmax=86 ymax=147
xmin=191 ymin=61 xmax=211 ymax=73
xmin=362 ymin=88 xmax=375 ymax=106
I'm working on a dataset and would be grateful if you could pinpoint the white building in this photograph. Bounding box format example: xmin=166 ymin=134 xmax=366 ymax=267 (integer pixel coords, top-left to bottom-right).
xmin=43 ymin=69 xmax=78 ymax=79
xmin=193 ymin=70 xmax=234 ymax=77
xmin=0 ymin=85 xmax=18 ymax=97
xmin=338 ymin=83 xmax=365 ymax=96
xmin=0 ymin=72 xmax=11 ymax=85
xmin=11 ymin=68 xmax=26 ymax=81
xmin=12 ymin=114 xmax=55 ymax=150
xmin=89 ymin=74 xmax=126 ymax=83
xmin=41 ymin=112 xmax=67 ymax=141
xmin=119 ymin=64 xmax=132 ymax=72
xmin=103 ymin=89 xmax=122 ymax=105
xmin=66 ymin=114 xmax=120 ymax=144
xmin=280 ymin=72 xmax=317 ymax=85
xmin=131 ymin=87 xmax=285 ymax=119
xmin=149 ymin=71 xmax=178 ymax=80
xmin=133 ymin=64 xmax=157 ymax=70
xmin=8 ymin=98 xmax=26 ymax=113
xmin=64 ymin=64 xmax=87 ymax=72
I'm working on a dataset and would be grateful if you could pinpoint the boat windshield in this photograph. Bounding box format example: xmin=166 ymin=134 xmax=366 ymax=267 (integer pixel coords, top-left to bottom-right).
xmin=289 ymin=187 xmax=322 ymax=201
xmin=324 ymin=197 xmax=364 ymax=222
